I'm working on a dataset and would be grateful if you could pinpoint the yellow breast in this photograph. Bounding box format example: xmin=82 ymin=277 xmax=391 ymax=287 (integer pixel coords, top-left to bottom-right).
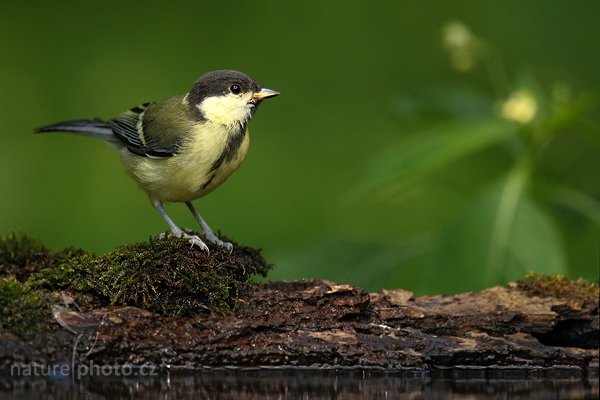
xmin=119 ymin=122 xmax=250 ymax=203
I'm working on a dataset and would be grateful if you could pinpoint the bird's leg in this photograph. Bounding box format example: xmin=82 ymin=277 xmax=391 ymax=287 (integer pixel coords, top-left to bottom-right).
xmin=186 ymin=201 xmax=233 ymax=253
xmin=153 ymin=201 xmax=209 ymax=252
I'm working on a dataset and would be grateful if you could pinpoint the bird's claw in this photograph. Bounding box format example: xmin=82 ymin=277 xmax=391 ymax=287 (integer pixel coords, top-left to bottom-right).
xmin=158 ymin=229 xmax=231 ymax=254
xmin=158 ymin=230 xmax=210 ymax=253
xmin=220 ymin=241 xmax=234 ymax=254
xmin=183 ymin=233 xmax=210 ymax=253
xmin=206 ymin=232 xmax=233 ymax=254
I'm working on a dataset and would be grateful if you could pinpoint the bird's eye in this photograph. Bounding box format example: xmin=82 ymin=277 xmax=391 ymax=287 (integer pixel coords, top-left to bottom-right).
xmin=229 ymin=84 xmax=242 ymax=94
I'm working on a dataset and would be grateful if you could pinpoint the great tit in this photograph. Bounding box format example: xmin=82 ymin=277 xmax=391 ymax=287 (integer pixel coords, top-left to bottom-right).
xmin=36 ymin=70 xmax=279 ymax=252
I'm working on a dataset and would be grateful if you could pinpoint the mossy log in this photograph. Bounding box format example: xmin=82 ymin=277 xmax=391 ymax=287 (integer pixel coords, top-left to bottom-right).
xmin=0 ymin=234 xmax=598 ymax=376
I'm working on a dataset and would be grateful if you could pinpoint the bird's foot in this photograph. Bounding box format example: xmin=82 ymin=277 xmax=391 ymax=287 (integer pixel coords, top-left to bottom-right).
xmin=205 ymin=232 xmax=233 ymax=253
xmin=181 ymin=232 xmax=210 ymax=252
xmin=158 ymin=230 xmax=210 ymax=252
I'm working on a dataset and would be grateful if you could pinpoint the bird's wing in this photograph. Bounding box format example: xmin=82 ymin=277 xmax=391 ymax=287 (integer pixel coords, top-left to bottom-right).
xmin=110 ymin=99 xmax=186 ymax=158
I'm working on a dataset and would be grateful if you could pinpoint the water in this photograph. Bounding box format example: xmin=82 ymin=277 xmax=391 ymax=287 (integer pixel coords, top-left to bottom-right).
xmin=1 ymin=367 xmax=597 ymax=399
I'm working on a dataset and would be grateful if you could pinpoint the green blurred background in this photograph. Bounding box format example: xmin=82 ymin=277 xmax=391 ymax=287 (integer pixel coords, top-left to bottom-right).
xmin=1 ymin=1 xmax=598 ymax=294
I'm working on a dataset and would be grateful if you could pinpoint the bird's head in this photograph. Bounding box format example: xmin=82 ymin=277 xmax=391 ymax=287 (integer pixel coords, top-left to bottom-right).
xmin=187 ymin=70 xmax=279 ymax=128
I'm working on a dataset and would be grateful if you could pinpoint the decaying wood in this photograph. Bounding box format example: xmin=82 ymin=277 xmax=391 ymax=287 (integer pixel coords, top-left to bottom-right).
xmin=2 ymin=278 xmax=598 ymax=375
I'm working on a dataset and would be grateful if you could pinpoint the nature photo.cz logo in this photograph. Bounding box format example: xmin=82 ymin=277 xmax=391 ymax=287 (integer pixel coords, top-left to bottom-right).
xmin=10 ymin=303 xmax=158 ymax=380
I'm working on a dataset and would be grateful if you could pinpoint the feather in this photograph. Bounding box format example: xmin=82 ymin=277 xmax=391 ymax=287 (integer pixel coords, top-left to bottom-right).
xmin=110 ymin=100 xmax=184 ymax=158
xmin=35 ymin=119 xmax=115 ymax=141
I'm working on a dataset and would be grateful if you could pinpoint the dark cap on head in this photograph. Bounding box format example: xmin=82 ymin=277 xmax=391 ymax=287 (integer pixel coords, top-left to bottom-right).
xmin=188 ymin=70 xmax=262 ymax=105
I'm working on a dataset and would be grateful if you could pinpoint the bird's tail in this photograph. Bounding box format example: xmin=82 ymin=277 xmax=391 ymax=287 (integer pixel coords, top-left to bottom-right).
xmin=35 ymin=119 xmax=115 ymax=141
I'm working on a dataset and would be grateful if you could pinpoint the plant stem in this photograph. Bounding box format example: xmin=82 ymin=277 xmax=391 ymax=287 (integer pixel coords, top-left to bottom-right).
xmin=486 ymin=155 xmax=532 ymax=283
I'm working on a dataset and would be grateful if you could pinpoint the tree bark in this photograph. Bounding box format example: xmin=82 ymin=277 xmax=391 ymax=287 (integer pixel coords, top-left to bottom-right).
xmin=2 ymin=277 xmax=598 ymax=376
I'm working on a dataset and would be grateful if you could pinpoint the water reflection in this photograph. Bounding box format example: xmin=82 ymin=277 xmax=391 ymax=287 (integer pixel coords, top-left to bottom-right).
xmin=1 ymin=368 xmax=598 ymax=400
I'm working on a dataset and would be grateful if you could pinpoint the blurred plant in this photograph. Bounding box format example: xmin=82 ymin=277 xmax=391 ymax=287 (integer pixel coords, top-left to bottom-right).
xmin=339 ymin=20 xmax=599 ymax=293
xmin=442 ymin=20 xmax=479 ymax=72
xmin=501 ymin=90 xmax=537 ymax=124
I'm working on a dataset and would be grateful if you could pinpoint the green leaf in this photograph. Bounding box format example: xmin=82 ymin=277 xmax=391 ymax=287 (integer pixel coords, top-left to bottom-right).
xmin=427 ymin=172 xmax=567 ymax=294
xmin=352 ymin=119 xmax=518 ymax=200
xmin=486 ymin=157 xmax=532 ymax=282
xmin=542 ymin=89 xmax=597 ymax=137
xmin=549 ymin=185 xmax=600 ymax=225
xmin=267 ymin=238 xmax=433 ymax=293
xmin=389 ymin=85 xmax=493 ymax=120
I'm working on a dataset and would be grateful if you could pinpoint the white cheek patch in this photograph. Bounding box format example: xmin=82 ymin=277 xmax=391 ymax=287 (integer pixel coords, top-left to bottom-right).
xmin=197 ymin=93 xmax=253 ymax=127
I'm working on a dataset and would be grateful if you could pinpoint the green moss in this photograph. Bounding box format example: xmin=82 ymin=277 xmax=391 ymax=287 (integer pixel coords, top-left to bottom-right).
xmin=26 ymin=236 xmax=272 ymax=316
xmin=518 ymin=272 xmax=599 ymax=303
xmin=0 ymin=232 xmax=48 ymax=281
xmin=0 ymin=232 xmax=48 ymax=266
xmin=0 ymin=232 xmax=86 ymax=282
xmin=0 ymin=232 xmax=272 ymax=333
xmin=0 ymin=278 xmax=49 ymax=335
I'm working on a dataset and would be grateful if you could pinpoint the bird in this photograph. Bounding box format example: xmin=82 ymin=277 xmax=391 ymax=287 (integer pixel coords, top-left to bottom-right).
xmin=36 ymin=70 xmax=279 ymax=252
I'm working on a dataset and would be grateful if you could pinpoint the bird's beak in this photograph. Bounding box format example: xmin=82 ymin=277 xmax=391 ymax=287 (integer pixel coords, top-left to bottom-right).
xmin=252 ymin=88 xmax=280 ymax=101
